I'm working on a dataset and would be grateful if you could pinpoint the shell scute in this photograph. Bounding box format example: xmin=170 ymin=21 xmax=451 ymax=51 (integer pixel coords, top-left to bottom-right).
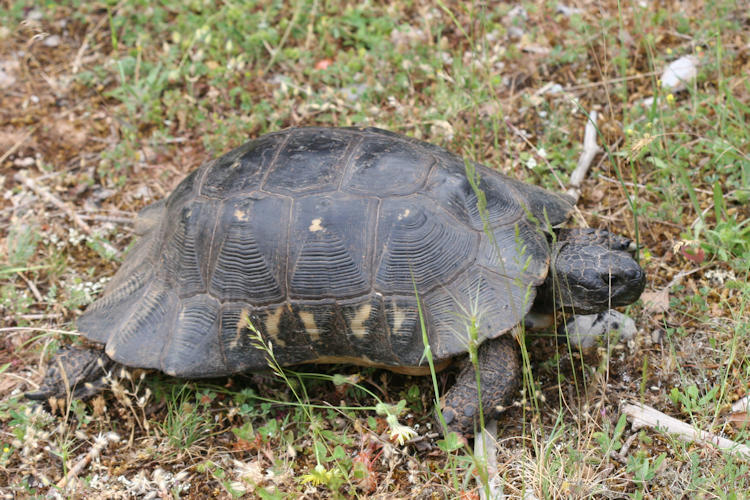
xmin=263 ymin=128 xmax=352 ymax=195
xmin=200 ymin=134 xmax=283 ymax=198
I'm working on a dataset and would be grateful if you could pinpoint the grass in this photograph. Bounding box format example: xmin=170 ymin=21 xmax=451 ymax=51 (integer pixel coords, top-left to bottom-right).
xmin=1 ymin=0 xmax=749 ymax=497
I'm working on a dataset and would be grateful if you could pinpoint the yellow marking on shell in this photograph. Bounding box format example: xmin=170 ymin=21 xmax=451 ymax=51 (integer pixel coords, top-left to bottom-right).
xmin=264 ymin=305 xmax=288 ymax=347
xmin=350 ymin=303 xmax=372 ymax=338
xmin=299 ymin=310 xmax=320 ymax=341
xmin=230 ymin=308 xmax=252 ymax=349
xmin=397 ymin=208 xmax=411 ymax=220
xmin=391 ymin=305 xmax=406 ymax=333
xmin=234 ymin=208 xmax=249 ymax=221
xmin=105 ymin=344 xmax=115 ymax=358
xmin=309 ymin=218 xmax=324 ymax=232
xmin=230 ymin=159 xmax=241 ymax=169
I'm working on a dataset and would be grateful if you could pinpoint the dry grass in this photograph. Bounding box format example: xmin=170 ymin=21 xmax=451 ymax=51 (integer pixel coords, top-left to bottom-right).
xmin=1 ymin=0 xmax=749 ymax=498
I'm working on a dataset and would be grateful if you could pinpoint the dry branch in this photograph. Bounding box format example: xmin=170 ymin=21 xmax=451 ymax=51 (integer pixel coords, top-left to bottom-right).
xmin=622 ymin=402 xmax=750 ymax=458
xmin=732 ymin=395 xmax=750 ymax=413
xmin=17 ymin=271 xmax=43 ymax=302
xmin=57 ymin=432 xmax=120 ymax=488
xmin=0 ymin=128 xmax=34 ymax=165
xmin=567 ymin=111 xmax=601 ymax=202
xmin=15 ymin=171 xmax=121 ymax=258
xmin=71 ymin=4 xmax=114 ymax=74
xmin=474 ymin=419 xmax=505 ymax=500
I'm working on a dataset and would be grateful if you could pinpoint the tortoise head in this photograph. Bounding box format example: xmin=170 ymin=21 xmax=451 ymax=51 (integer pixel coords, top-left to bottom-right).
xmin=540 ymin=228 xmax=646 ymax=314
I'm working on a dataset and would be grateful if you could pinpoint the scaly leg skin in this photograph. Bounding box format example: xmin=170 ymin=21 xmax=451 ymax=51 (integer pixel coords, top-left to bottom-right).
xmin=26 ymin=346 xmax=115 ymax=401
xmin=439 ymin=335 xmax=521 ymax=437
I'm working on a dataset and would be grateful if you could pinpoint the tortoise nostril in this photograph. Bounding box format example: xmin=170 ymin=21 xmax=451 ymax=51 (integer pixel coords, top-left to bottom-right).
xmin=607 ymin=268 xmax=645 ymax=289
xmin=623 ymin=267 xmax=644 ymax=282
xmin=600 ymin=272 xmax=618 ymax=285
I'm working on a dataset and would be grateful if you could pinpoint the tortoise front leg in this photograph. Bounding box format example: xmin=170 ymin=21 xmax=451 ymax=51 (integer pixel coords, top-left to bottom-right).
xmin=439 ymin=335 xmax=521 ymax=437
xmin=26 ymin=347 xmax=115 ymax=401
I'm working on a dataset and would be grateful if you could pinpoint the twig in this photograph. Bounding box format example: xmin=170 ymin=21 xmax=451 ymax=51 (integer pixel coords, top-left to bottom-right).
xmin=609 ymin=431 xmax=638 ymax=464
xmin=0 ymin=128 xmax=35 ymax=165
xmin=3 ymin=313 xmax=61 ymax=322
xmin=17 ymin=272 xmax=44 ymax=302
xmin=71 ymin=6 xmax=111 ymax=74
xmin=0 ymin=327 xmax=78 ymax=335
xmin=261 ymin=0 xmax=304 ymax=75
xmin=597 ymin=174 xmax=649 ymax=190
xmin=78 ymin=214 xmax=135 ymax=225
xmin=563 ymin=71 xmax=660 ymax=92
xmin=57 ymin=432 xmax=121 ymax=488
xmin=15 ymin=171 xmax=121 ymax=258
xmin=474 ymin=419 xmax=505 ymax=500
xmin=567 ymin=111 xmax=601 ymax=202
xmin=80 ymin=207 xmax=138 ymax=216
xmin=16 ymin=172 xmax=91 ymax=231
xmin=622 ymin=402 xmax=750 ymax=458
xmin=504 ymin=119 xmax=568 ymax=193
xmin=3 ymin=371 xmax=39 ymax=388
xmin=732 ymin=395 xmax=750 ymax=413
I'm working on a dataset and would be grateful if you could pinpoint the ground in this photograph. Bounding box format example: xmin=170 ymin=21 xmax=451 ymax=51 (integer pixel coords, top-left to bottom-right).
xmin=1 ymin=0 xmax=749 ymax=498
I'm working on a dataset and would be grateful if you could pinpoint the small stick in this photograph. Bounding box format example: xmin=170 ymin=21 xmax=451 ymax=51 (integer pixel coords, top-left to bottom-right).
xmin=78 ymin=214 xmax=135 ymax=225
xmin=3 ymin=312 xmax=62 ymax=321
xmin=0 ymin=128 xmax=35 ymax=165
xmin=15 ymin=172 xmax=121 ymax=258
xmin=622 ymin=402 xmax=750 ymax=458
xmin=17 ymin=272 xmax=44 ymax=302
xmin=57 ymin=432 xmax=121 ymax=488
xmin=71 ymin=7 xmax=112 ymax=74
xmin=563 ymin=71 xmax=660 ymax=92
xmin=732 ymin=395 xmax=750 ymax=413
xmin=474 ymin=419 xmax=505 ymax=500
xmin=567 ymin=111 xmax=601 ymax=203
xmin=0 ymin=327 xmax=79 ymax=335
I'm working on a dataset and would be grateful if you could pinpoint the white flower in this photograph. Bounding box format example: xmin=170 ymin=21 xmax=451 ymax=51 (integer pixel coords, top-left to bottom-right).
xmin=386 ymin=414 xmax=417 ymax=445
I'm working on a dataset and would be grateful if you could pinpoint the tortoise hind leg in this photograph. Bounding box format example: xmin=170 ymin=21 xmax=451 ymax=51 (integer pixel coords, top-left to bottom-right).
xmin=439 ymin=335 xmax=521 ymax=436
xmin=26 ymin=347 xmax=115 ymax=401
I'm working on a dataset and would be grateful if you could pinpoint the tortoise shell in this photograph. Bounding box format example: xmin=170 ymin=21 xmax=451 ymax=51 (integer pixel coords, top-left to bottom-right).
xmin=78 ymin=127 xmax=573 ymax=377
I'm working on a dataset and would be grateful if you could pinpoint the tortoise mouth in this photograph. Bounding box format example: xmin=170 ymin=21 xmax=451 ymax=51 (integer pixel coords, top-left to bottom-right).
xmin=541 ymin=233 xmax=647 ymax=314
xmin=556 ymin=261 xmax=646 ymax=314
xmin=608 ymin=267 xmax=647 ymax=305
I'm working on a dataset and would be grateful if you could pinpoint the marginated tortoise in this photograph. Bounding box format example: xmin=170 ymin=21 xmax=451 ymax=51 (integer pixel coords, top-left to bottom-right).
xmin=29 ymin=127 xmax=645 ymax=435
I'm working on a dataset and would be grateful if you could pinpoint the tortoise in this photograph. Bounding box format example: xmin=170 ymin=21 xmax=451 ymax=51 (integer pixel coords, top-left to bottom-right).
xmin=28 ymin=127 xmax=645 ymax=435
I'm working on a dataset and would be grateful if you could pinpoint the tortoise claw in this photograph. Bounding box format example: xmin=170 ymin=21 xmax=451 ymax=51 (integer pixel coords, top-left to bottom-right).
xmin=26 ymin=347 xmax=114 ymax=401
xmin=438 ymin=335 xmax=520 ymax=437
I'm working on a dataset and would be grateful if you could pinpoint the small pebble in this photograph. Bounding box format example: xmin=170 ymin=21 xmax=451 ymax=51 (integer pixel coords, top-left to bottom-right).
xmin=14 ymin=157 xmax=36 ymax=167
xmin=43 ymin=34 xmax=61 ymax=47
xmin=651 ymin=329 xmax=664 ymax=344
xmin=560 ymin=310 xmax=637 ymax=349
xmin=661 ymin=56 xmax=698 ymax=92
xmin=27 ymin=10 xmax=43 ymax=21
xmin=0 ymin=68 xmax=15 ymax=89
xmin=557 ymin=4 xmax=583 ymax=16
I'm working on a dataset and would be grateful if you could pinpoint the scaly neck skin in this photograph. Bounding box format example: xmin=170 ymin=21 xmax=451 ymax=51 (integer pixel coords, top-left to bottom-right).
xmin=529 ymin=234 xmax=575 ymax=316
